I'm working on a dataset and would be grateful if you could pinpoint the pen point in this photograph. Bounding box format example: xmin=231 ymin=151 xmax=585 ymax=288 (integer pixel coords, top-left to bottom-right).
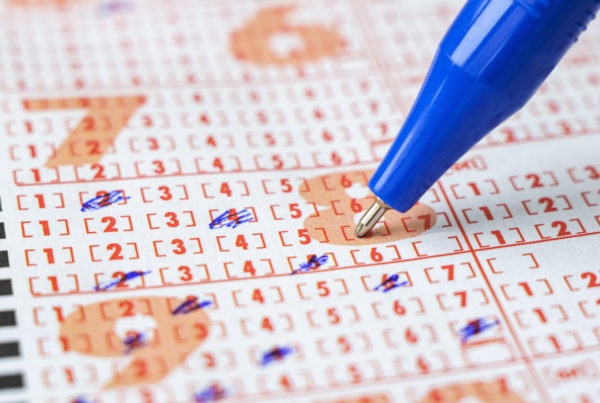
xmin=355 ymin=198 xmax=390 ymax=238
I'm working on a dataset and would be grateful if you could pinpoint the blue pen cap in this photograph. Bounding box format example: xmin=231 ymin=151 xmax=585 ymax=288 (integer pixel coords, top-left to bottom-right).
xmin=369 ymin=0 xmax=600 ymax=212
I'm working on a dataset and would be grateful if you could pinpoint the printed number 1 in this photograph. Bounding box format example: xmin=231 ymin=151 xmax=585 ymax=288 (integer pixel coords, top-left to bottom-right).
xmin=59 ymin=296 xmax=210 ymax=389
xmin=23 ymin=96 xmax=145 ymax=167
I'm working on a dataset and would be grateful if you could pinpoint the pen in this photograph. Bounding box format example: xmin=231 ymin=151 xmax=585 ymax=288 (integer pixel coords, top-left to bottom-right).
xmin=356 ymin=0 xmax=600 ymax=238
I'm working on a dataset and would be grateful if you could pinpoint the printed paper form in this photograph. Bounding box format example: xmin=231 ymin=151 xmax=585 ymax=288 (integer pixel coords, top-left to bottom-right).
xmin=0 ymin=0 xmax=599 ymax=402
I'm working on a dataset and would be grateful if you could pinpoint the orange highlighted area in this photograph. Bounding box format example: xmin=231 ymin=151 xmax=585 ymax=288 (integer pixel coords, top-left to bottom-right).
xmin=317 ymin=393 xmax=391 ymax=403
xmin=58 ymin=296 xmax=210 ymax=389
xmin=9 ymin=0 xmax=85 ymax=6
xmin=418 ymin=380 xmax=525 ymax=403
xmin=230 ymin=6 xmax=346 ymax=66
xmin=23 ymin=96 xmax=145 ymax=167
xmin=301 ymin=170 xmax=437 ymax=246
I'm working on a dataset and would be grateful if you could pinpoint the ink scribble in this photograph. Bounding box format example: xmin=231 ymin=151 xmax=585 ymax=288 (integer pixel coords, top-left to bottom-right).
xmin=95 ymin=270 xmax=151 ymax=291
xmin=259 ymin=345 xmax=295 ymax=366
xmin=98 ymin=0 xmax=134 ymax=16
xmin=123 ymin=331 xmax=145 ymax=354
xmin=292 ymin=254 xmax=328 ymax=274
xmin=194 ymin=383 xmax=230 ymax=402
xmin=81 ymin=190 xmax=130 ymax=212
xmin=172 ymin=297 xmax=212 ymax=315
xmin=209 ymin=209 xmax=254 ymax=229
xmin=374 ymin=274 xmax=408 ymax=292
xmin=459 ymin=318 xmax=500 ymax=343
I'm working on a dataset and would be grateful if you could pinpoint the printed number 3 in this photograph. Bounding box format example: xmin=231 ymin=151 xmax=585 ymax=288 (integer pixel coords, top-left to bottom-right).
xmin=59 ymin=296 xmax=210 ymax=389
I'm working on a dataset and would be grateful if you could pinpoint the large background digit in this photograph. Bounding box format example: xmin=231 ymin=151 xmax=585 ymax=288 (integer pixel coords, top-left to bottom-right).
xmin=300 ymin=169 xmax=437 ymax=246
xmin=230 ymin=5 xmax=346 ymax=66
xmin=24 ymin=96 xmax=145 ymax=167
xmin=8 ymin=0 xmax=85 ymax=6
xmin=59 ymin=296 xmax=210 ymax=389
xmin=418 ymin=380 xmax=525 ymax=403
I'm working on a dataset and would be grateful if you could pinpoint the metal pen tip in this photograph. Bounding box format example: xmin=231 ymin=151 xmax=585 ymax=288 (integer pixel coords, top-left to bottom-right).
xmin=355 ymin=197 xmax=390 ymax=238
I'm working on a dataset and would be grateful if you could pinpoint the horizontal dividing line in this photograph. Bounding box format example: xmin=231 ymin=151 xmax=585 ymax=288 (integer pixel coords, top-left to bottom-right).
xmin=437 ymin=180 xmax=551 ymax=401
xmin=232 ymin=358 xmax=526 ymax=402
xmin=29 ymin=228 xmax=600 ymax=298
xmin=31 ymin=249 xmax=474 ymax=298
xmin=30 ymin=228 xmax=600 ymax=298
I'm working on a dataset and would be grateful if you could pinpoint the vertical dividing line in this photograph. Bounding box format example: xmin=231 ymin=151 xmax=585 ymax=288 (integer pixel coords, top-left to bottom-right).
xmin=437 ymin=181 xmax=551 ymax=401
xmin=351 ymin=1 xmax=550 ymax=396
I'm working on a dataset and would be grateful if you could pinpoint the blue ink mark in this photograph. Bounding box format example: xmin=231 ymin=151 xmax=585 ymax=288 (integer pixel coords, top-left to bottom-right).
xmin=81 ymin=190 xmax=130 ymax=212
xmin=95 ymin=270 xmax=151 ymax=291
xmin=172 ymin=297 xmax=212 ymax=315
xmin=72 ymin=396 xmax=99 ymax=403
xmin=98 ymin=0 xmax=133 ymax=16
xmin=259 ymin=345 xmax=295 ymax=366
xmin=194 ymin=384 xmax=230 ymax=402
xmin=292 ymin=254 xmax=328 ymax=274
xmin=374 ymin=274 xmax=408 ymax=292
xmin=209 ymin=209 xmax=254 ymax=229
xmin=124 ymin=331 xmax=145 ymax=354
xmin=459 ymin=318 xmax=500 ymax=343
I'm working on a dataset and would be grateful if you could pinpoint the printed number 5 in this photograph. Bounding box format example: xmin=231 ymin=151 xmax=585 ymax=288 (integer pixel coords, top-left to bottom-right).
xmin=317 ymin=281 xmax=330 ymax=297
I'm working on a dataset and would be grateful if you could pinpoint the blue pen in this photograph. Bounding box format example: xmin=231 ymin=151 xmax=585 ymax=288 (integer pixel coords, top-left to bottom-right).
xmin=356 ymin=0 xmax=600 ymax=237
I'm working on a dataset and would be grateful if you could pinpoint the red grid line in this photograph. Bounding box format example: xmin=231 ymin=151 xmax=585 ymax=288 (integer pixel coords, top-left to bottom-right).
xmin=437 ymin=181 xmax=551 ymax=401
xmin=28 ymin=213 xmax=600 ymax=299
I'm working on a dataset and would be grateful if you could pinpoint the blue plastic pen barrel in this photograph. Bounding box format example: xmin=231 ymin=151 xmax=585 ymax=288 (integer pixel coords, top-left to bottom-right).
xmin=369 ymin=0 xmax=600 ymax=213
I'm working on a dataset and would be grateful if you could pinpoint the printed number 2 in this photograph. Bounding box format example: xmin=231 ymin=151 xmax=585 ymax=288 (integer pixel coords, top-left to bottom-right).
xmin=582 ymin=272 xmax=600 ymax=288
xmin=23 ymin=96 xmax=145 ymax=167
xmin=59 ymin=296 xmax=210 ymax=389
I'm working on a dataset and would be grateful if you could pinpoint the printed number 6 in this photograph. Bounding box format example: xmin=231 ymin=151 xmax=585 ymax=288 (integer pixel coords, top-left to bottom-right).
xmin=230 ymin=6 xmax=345 ymax=66
xmin=300 ymin=169 xmax=437 ymax=246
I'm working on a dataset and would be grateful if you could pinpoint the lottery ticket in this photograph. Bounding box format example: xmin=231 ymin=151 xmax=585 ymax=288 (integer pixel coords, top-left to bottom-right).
xmin=1 ymin=0 xmax=600 ymax=402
